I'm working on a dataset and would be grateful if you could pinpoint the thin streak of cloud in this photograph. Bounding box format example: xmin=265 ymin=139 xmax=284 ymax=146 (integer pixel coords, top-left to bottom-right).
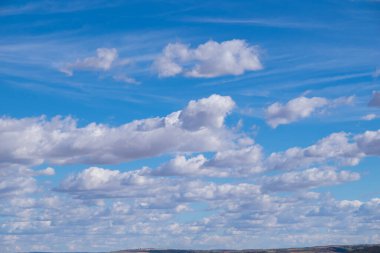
xmin=182 ymin=17 xmax=327 ymax=29
xmin=0 ymin=0 xmax=121 ymax=16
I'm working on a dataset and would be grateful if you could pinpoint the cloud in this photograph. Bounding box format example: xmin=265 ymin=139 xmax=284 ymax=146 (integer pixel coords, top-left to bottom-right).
xmin=179 ymin=94 xmax=235 ymax=130
xmin=57 ymin=165 xmax=263 ymax=202
xmin=361 ymin=113 xmax=377 ymax=121
xmin=154 ymin=39 xmax=262 ymax=78
xmin=35 ymin=167 xmax=55 ymax=176
xmin=112 ymin=74 xmax=140 ymax=85
xmin=368 ymin=91 xmax=380 ymax=107
xmin=355 ymin=129 xmax=380 ymax=156
xmin=59 ymin=48 xmax=118 ymax=76
xmin=0 ymin=94 xmax=236 ymax=167
xmin=2 ymin=94 xmax=380 ymax=252
xmin=49 ymin=163 xmax=380 ymax=252
xmin=261 ymin=167 xmax=360 ymax=192
xmin=0 ymin=167 xmax=37 ymax=198
xmin=58 ymin=167 xmax=157 ymax=197
xmin=206 ymin=145 xmax=264 ymax=174
xmin=267 ymin=132 xmax=363 ymax=170
xmin=154 ymin=145 xmax=264 ymax=177
xmin=153 ymin=155 xmax=221 ymax=177
xmin=182 ymin=17 xmax=325 ymax=29
xmin=265 ymin=96 xmax=354 ymax=128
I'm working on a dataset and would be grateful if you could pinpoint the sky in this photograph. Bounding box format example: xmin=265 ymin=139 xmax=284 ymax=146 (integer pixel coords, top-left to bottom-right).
xmin=0 ymin=0 xmax=380 ymax=252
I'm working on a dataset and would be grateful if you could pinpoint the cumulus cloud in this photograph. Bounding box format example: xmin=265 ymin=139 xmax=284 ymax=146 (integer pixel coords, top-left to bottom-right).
xmin=265 ymin=96 xmax=354 ymax=128
xmin=267 ymin=132 xmax=363 ymax=170
xmin=0 ymin=167 xmax=37 ymax=198
xmin=355 ymin=129 xmax=380 ymax=156
xmin=59 ymin=48 xmax=118 ymax=76
xmin=154 ymin=39 xmax=262 ymax=78
xmin=0 ymin=94 xmax=236 ymax=167
xmin=153 ymin=155 xmax=219 ymax=177
xmin=2 ymin=93 xmax=380 ymax=252
xmin=48 ymin=163 xmax=380 ymax=252
xmin=57 ymin=165 xmax=263 ymax=203
xmin=58 ymin=167 xmax=159 ymax=198
xmin=35 ymin=167 xmax=55 ymax=176
xmin=154 ymin=144 xmax=264 ymax=177
xmin=179 ymin=94 xmax=235 ymax=130
xmin=261 ymin=167 xmax=360 ymax=192
xmin=368 ymin=91 xmax=380 ymax=107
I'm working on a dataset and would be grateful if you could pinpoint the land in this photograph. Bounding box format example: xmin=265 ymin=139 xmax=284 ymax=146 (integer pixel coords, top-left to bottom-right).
xmin=113 ymin=245 xmax=380 ymax=253
xmin=26 ymin=244 xmax=380 ymax=253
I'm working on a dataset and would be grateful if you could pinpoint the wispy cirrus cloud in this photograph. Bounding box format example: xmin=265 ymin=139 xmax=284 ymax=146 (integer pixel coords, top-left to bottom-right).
xmin=182 ymin=17 xmax=326 ymax=29
xmin=0 ymin=0 xmax=119 ymax=16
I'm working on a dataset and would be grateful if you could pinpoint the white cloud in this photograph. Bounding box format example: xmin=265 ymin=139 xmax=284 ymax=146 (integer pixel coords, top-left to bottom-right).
xmin=154 ymin=155 xmax=216 ymax=177
xmin=265 ymin=96 xmax=354 ymax=128
xmin=179 ymin=94 xmax=235 ymax=130
xmin=2 ymin=94 xmax=380 ymax=252
xmin=0 ymin=94 xmax=236 ymax=167
xmin=35 ymin=167 xmax=55 ymax=176
xmin=2 ymin=156 xmax=380 ymax=252
xmin=0 ymin=166 xmax=37 ymax=198
xmin=154 ymin=39 xmax=262 ymax=78
xmin=266 ymin=96 xmax=328 ymax=128
xmin=267 ymin=132 xmax=363 ymax=170
xmin=206 ymin=145 xmax=264 ymax=174
xmin=58 ymin=167 xmax=158 ymax=197
xmin=59 ymin=48 xmax=118 ymax=76
xmin=154 ymin=144 xmax=264 ymax=177
xmin=368 ymin=91 xmax=380 ymax=107
xmin=361 ymin=113 xmax=377 ymax=121
xmin=261 ymin=167 xmax=360 ymax=192
xmin=355 ymin=129 xmax=380 ymax=156
xmin=112 ymin=74 xmax=140 ymax=85
xmin=57 ymin=165 xmax=265 ymax=205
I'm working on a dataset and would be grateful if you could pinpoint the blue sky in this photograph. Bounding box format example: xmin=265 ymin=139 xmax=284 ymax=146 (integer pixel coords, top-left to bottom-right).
xmin=1 ymin=0 xmax=380 ymax=252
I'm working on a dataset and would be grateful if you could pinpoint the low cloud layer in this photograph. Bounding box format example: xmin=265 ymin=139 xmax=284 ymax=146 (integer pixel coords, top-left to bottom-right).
xmin=1 ymin=94 xmax=380 ymax=252
xmin=0 ymin=94 xmax=236 ymax=168
xmin=261 ymin=167 xmax=360 ymax=192
xmin=154 ymin=39 xmax=262 ymax=78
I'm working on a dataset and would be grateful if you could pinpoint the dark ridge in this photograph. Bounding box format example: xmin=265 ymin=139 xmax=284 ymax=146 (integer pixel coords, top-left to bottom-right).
xmin=23 ymin=245 xmax=380 ymax=253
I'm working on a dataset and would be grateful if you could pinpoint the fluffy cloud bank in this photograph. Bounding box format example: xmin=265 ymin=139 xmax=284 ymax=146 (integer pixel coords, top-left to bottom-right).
xmin=267 ymin=132 xmax=363 ymax=170
xmin=2 ymin=94 xmax=380 ymax=252
xmin=355 ymin=129 xmax=380 ymax=156
xmin=154 ymin=39 xmax=262 ymax=78
xmin=154 ymin=145 xmax=264 ymax=177
xmin=0 ymin=94 xmax=236 ymax=168
xmin=261 ymin=167 xmax=360 ymax=192
xmin=265 ymin=96 xmax=354 ymax=128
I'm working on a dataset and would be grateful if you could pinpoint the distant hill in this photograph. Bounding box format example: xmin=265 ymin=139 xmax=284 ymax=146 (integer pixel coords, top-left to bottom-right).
xmin=112 ymin=245 xmax=380 ymax=253
xmin=25 ymin=244 xmax=380 ymax=253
